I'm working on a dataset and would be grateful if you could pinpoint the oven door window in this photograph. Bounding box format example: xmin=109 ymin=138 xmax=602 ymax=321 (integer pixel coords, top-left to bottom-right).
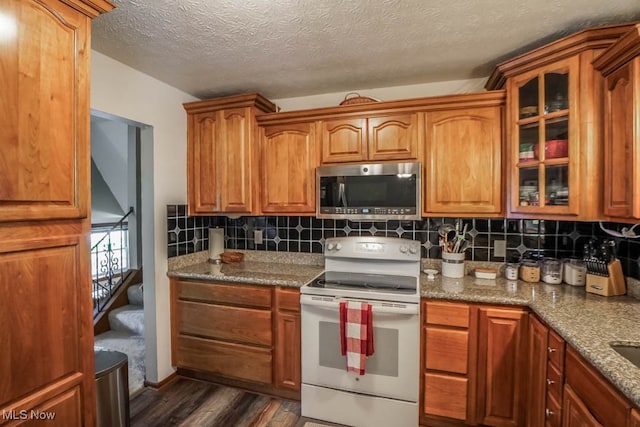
xmin=318 ymin=321 xmax=398 ymax=377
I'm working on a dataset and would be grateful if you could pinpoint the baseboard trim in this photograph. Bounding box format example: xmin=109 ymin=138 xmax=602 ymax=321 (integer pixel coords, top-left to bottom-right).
xmin=144 ymin=372 xmax=178 ymax=390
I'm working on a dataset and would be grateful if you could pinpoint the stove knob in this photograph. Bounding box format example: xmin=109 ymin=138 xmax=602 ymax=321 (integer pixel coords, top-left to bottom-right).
xmin=335 ymin=243 xmax=342 ymax=251
xmin=326 ymin=242 xmax=335 ymax=251
xmin=409 ymin=246 xmax=418 ymax=254
xmin=399 ymin=245 xmax=408 ymax=253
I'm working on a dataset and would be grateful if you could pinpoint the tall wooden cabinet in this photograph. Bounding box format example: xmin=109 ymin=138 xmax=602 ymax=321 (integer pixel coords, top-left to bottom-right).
xmin=423 ymin=92 xmax=505 ymax=216
xmin=476 ymin=306 xmax=528 ymax=427
xmin=486 ymin=24 xmax=635 ymax=220
xmin=593 ymin=24 xmax=640 ymax=221
xmin=184 ymin=94 xmax=277 ymax=215
xmin=259 ymin=122 xmax=319 ymax=214
xmin=0 ymin=0 xmax=114 ymax=425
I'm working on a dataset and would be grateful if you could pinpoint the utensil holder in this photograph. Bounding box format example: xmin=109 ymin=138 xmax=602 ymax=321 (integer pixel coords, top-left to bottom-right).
xmin=442 ymin=252 xmax=465 ymax=278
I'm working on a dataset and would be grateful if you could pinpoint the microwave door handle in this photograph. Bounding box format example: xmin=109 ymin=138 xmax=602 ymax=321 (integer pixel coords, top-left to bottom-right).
xmin=338 ymin=182 xmax=348 ymax=207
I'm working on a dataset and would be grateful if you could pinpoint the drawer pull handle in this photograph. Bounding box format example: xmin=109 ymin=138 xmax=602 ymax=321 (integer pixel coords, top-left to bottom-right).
xmin=546 ymin=408 xmax=554 ymax=418
xmin=547 ymin=347 xmax=556 ymax=353
xmin=546 ymin=379 xmax=555 ymax=385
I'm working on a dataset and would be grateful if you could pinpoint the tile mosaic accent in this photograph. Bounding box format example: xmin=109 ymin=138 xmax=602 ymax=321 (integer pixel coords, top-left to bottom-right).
xmin=165 ymin=205 xmax=640 ymax=280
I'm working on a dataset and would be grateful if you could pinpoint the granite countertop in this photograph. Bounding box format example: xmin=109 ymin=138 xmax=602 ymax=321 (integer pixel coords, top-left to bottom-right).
xmin=168 ymin=251 xmax=640 ymax=408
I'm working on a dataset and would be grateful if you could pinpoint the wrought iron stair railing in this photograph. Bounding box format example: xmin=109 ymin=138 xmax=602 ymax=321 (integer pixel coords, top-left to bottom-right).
xmin=91 ymin=207 xmax=134 ymax=318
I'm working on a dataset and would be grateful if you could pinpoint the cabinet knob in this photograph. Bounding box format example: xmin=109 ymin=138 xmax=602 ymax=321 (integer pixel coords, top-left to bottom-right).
xmin=547 ymin=347 xmax=556 ymax=353
xmin=545 ymin=408 xmax=554 ymax=418
xmin=546 ymin=378 xmax=555 ymax=385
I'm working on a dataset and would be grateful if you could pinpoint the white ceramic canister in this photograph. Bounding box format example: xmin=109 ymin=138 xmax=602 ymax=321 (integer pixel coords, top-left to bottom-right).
xmin=442 ymin=252 xmax=465 ymax=278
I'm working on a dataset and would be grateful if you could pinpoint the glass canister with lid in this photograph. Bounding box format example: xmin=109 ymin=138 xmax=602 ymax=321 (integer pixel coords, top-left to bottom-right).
xmin=505 ymin=255 xmax=520 ymax=280
xmin=519 ymin=260 xmax=540 ymax=283
xmin=541 ymin=258 xmax=563 ymax=284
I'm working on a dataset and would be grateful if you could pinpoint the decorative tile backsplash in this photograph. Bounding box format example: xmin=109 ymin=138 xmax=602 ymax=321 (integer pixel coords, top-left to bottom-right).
xmin=166 ymin=204 xmax=640 ymax=280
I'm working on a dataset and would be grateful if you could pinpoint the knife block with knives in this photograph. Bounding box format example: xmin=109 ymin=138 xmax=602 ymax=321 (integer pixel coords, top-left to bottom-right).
xmin=584 ymin=239 xmax=626 ymax=296
xmin=586 ymin=259 xmax=627 ymax=297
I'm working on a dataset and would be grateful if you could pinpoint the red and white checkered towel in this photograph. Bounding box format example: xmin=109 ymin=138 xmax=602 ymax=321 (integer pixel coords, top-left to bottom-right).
xmin=339 ymin=300 xmax=374 ymax=375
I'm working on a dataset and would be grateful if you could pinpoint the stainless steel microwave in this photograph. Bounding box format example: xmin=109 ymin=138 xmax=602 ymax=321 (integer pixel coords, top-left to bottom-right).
xmin=316 ymin=162 xmax=421 ymax=221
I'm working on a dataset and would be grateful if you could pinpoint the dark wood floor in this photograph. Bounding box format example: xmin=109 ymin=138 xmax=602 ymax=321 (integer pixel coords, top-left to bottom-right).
xmin=130 ymin=377 xmax=323 ymax=427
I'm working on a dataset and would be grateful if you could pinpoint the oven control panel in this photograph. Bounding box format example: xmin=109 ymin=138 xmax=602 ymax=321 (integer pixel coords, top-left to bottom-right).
xmin=324 ymin=236 xmax=421 ymax=260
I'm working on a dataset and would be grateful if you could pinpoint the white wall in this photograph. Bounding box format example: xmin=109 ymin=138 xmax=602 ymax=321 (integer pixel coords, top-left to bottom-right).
xmin=272 ymin=77 xmax=487 ymax=111
xmin=91 ymin=118 xmax=129 ymax=212
xmin=91 ymin=50 xmax=198 ymax=384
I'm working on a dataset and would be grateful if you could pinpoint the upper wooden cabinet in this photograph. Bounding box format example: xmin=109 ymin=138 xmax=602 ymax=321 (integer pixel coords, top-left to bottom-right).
xmin=486 ymin=24 xmax=636 ymax=221
xmin=423 ymin=92 xmax=505 ymax=216
xmin=0 ymin=1 xmax=114 ymax=426
xmin=259 ymin=122 xmax=319 ymax=214
xmin=321 ymin=113 xmax=419 ymax=164
xmin=0 ymin=0 xmax=110 ymax=221
xmin=593 ymin=24 xmax=640 ymax=221
xmin=184 ymin=94 xmax=277 ymax=215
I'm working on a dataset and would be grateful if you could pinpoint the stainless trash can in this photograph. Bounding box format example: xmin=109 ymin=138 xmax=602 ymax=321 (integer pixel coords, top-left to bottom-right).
xmin=95 ymin=350 xmax=130 ymax=427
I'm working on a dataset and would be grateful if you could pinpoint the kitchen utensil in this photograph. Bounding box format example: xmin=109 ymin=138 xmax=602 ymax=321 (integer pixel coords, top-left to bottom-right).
xmin=586 ymin=259 xmax=626 ymax=296
xmin=441 ymin=252 xmax=465 ymax=278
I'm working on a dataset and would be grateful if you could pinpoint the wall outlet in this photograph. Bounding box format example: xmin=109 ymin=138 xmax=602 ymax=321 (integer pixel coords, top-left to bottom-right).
xmin=494 ymin=239 xmax=506 ymax=258
xmin=254 ymin=230 xmax=263 ymax=245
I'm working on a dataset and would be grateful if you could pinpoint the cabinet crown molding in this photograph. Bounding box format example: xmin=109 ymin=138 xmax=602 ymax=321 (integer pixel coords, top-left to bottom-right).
xmin=485 ymin=23 xmax=637 ymax=90
xmin=184 ymin=92 xmax=277 ymax=114
xmin=593 ymin=23 xmax=640 ymax=76
xmin=61 ymin=0 xmax=115 ymax=17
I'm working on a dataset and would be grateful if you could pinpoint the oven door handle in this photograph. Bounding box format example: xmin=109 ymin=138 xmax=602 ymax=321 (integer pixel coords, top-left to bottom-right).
xmin=300 ymin=295 xmax=418 ymax=315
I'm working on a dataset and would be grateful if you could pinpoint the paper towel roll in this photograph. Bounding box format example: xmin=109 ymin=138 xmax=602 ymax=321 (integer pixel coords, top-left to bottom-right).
xmin=208 ymin=228 xmax=224 ymax=261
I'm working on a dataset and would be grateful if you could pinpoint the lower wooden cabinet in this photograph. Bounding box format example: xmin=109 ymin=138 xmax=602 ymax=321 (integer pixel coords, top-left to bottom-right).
xmin=170 ymin=279 xmax=301 ymax=397
xmin=476 ymin=306 xmax=528 ymax=427
xmin=562 ymin=384 xmax=603 ymax=427
xmin=274 ymin=287 xmax=301 ymax=391
xmin=630 ymin=408 xmax=640 ymax=427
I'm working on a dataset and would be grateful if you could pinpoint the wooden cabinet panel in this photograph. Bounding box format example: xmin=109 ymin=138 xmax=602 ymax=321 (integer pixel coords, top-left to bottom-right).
xmin=602 ymin=60 xmax=639 ymax=219
xmin=424 ymin=300 xmax=470 ymax=328
xmin=176 ymin=301 xmax=272 ymax=346
xmin=275 ymin=286 xmax=300 ymax=312
xmin=219 ymin=108 xmax=252 ymax=212
xmin=545 ymin=392 xmax=562 ymax=427
xmin=547 ymin=329 xmax=565 ymax=369
xmin=425 ymin=106 xmax=503 ymax=215
xmin=527 ymin=315 xmax=549 ymax=427
xmin=176 ymin=280 xmax=272 ymax=308
xmin=565 ymin=346 xmax=631 ymax=427
xmin=0 ymin=0 xmax=92 ymax=222
xmin=424 ymin=373 xmax=468 ymax=420
xmin=275 ymin=311 xmax=301 ymax=391
xmin=189 ymin=112 xmax=219 ymax=213
xmin=321 ymin=118 xmax=367 ymax=163
xmin=425 ymin=327 xmax=469 ymax=374
xmin=0 ymin=2 xmax=113 ymax=426
xmin=368 ymin=114 xmax=418 ymax=161
xmin=546 ymin=361 xmax=563 ymax=402
xmin=16 ymin=387 xmax=82 ymax=427
xmin=261 ymin=122 xmax=319 ymax=213
xmin=176 ymin=335 xmax=272 ymax=384
xmin=562 ymin=384 xmax=603 ymax=427
xmin=476 ymin=306 xmax=527 ymax=427
xmin=630 ymin=408 xmax=640 ymax=427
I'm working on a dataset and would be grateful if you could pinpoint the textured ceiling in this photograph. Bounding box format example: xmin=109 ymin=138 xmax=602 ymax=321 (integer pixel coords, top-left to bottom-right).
xmin=91 ymin=0 xmax=640 ymax=100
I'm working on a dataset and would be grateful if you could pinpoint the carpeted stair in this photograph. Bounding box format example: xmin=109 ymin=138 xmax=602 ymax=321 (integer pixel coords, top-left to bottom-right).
xmin=94 ymin=284 xmax=145 ymax=395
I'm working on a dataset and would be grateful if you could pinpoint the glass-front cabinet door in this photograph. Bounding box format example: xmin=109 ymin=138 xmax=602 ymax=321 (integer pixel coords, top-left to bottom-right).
xmin=509 ymin=57 xmax=579 ymax=215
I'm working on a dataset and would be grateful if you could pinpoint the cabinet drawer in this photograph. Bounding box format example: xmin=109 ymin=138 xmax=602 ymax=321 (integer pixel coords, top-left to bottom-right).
xmin=424 ymin=373 xmax=467 ymax=420
xmin=424 ymin=301 xmax=469 ymax=328
xmin=176 ymin=300 xmax=272 ymax=346
xmin=545 ymin=391 xmax=562 ymax=427
xmin=547 ymin=329 xmax=565 ymax=370
xmin=276 ymin=287 xmax=300 ymax=312
xmin=176 ymin=335 xmax=272 ymax=384
xmin=565 ymin=346 xmax=630 ymax=427
xmin=546 ymin=360 xmax=563 ymax=403
xmin=425 ymin=327 xmax=468 ymax=374
xmin=176 ymin=280 xmax=272 ymax=308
